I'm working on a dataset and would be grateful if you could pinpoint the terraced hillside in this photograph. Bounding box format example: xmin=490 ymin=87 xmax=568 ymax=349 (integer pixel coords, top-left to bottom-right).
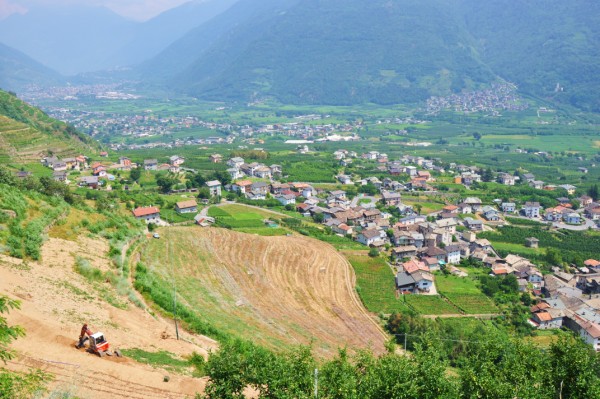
xmin=0 ymin=90 xmax=97 ymax=163
xmin=139 ymin=227 xmax=387 ymax=356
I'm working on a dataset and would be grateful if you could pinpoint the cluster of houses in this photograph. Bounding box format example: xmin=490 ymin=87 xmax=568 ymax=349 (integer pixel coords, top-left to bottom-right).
xmin=529 ymin=259 xmax=600 ymax=350
xmin=143 ymin=155 xmax=185 ymax=173
xmin=221 ymin=156 xmax=282 ymax=182
xmin=38 ymin=153 xmax=191 ymax=190
xmin=131 ymin=198 xmax=215 ymax=227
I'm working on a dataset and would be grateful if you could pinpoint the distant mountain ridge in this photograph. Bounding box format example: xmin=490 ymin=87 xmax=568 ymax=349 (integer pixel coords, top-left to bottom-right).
xmin=140 ymin=0 xmax=600 ymax=111
xmin=0 ymin=0 xmax=239 ymax=75
xmin=0 ymin=42 xmax=64 ymax=91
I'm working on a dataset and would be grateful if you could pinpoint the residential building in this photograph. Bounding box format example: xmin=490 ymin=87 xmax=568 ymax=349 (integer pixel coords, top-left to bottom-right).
xmin=522 ymin=202 xmax=542 ymax=218
xmin=206 ymin=180 xmax=222 ymax=197
xmin=175 ymin=200 xmax=198 ymax=214
xmin=275 ymin=194 xmax=296 ymax=206
xmin=501 ymin=202 xmax=516 ymax=213
xmin=143 ymin=159 xmax=158 ymax=171
xmin=132 ymin=206 xmax=161 ymax=223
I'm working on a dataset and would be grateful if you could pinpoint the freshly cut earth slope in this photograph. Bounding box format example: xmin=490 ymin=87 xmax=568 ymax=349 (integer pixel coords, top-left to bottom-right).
xmin=0 ymin=235 xmax=216 ymax=399
xmin=0 ymin=90 xmax=97 ymax=163
xmin=140 ymin=227 xmax=387 ymax=355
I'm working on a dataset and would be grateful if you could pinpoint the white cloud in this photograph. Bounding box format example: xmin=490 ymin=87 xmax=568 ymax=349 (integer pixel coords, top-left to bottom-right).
xmin=0 ymin=0 xmax=27 ymax=19
xmin=3 ymin=0 xmax=196 ymax=21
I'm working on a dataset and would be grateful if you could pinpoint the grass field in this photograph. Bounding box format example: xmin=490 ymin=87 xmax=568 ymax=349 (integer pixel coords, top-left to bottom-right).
xmin=208 ymin=205 xmax=282 ymax=234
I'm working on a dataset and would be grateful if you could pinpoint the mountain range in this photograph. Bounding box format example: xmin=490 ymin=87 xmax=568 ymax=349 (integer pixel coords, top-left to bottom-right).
xmin=0 ymin=0 xmax=238 ymax=75
xmin=1 ymin=0 xmax=599 ymax=111
xmin=0 ymin=42 xmax=64 ymax=91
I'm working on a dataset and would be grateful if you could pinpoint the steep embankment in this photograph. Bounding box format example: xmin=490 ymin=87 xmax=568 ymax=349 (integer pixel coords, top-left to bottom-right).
xmin=139 ymin=227 xmax=387 ymax=355
xmin=0 ymin=89 xmax=97 ymax=164
xmin=0 ymin=234 xmax=217 ymax=399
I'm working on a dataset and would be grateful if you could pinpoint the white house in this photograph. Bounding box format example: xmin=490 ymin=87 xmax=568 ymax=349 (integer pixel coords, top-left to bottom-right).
xmin=206 ymin=180 xmax=222 ymax=197
xmin=522 ymin=202 xmax=542 ymax=218
xmin=357 ymin=229 xmax=383 ymax=246
xmin=501 ymin=202 xmax=516 ymax=213
xmin=132 ymin=206 xmax=161 ymax=223
xmin=445 ymin=245 xmax=461 ymax=264
xmin=275 ymin=194 xmax=296 ymax=206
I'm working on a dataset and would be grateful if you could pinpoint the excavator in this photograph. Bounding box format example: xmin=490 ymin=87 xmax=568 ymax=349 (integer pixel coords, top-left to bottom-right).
xmin=76 ymin=323 xmax=122 ymax=358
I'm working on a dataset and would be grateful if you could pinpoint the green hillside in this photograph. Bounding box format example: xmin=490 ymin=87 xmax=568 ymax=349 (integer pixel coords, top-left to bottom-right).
xmin=142 ymin=0 xmax=600 ymax=110
xmin=0 ymin=90 xmax=97 ymax=164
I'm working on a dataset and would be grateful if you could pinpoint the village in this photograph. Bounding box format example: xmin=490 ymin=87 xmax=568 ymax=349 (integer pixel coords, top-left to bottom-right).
xmin=32 ymin=144 xmax=600 ymax=350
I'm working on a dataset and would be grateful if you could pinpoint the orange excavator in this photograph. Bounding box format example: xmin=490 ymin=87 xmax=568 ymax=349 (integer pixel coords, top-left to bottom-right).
xmin=76 ymin=323 xmax=122 ymax=358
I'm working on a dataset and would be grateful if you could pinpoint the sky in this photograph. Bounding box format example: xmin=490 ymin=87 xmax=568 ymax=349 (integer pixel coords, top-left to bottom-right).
xmin=0 ymin=0 xmax=195 ymax=21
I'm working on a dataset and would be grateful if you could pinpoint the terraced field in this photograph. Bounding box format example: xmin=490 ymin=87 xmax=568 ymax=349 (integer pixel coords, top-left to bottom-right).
xmin=139 ymin=227 xmax=387 ymax=355
xmin=0 ymin=115 xmax=86 ymax=163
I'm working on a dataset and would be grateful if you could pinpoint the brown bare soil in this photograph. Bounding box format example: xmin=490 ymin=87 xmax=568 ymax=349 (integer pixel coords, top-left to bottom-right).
xmin=0 ymin=237 xmax=217 ymax=399
xmin=141 ymin=227 xmax=387 ymax=356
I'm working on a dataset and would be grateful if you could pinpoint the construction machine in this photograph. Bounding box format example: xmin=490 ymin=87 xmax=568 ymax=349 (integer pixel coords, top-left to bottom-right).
xmin=76 ymin=325 xmax=122 ymax=358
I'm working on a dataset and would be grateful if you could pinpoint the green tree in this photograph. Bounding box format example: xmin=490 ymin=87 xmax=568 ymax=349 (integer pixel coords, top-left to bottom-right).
xmin=129 ymin=167 xmax=141 ymax=182
xmin=156 ymin=174 xmax=179 ymax=194
xmin=588 ymin=184 xmax=599 ymax=201
xmin=545 ymin=247 xmax=563 ymax=266
xmin=0 ymin=296 xmax=23 ymax=363
xmin=548 ymin=335 xmax=600 ymax=399
xmin=368 ymin=248 xmax=379 ymax=257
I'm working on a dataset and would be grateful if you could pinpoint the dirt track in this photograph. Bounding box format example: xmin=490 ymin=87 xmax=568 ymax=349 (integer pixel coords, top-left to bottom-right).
xmin=0 ymin=237 xmax=216 ymax=399
xmin=142 ymin=228 xmax=387 ymax=355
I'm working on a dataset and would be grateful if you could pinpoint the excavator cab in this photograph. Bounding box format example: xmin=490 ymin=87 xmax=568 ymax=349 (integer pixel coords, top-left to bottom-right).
xmin=89 ymin=332 xmax=110 ymax=356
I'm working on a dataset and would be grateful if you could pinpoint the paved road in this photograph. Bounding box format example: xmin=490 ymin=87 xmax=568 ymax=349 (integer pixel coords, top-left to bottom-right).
xmin=552 ymin=219 xmax=597 ymax=231
xmin=350 ymin=194 xmax=378 ymax=208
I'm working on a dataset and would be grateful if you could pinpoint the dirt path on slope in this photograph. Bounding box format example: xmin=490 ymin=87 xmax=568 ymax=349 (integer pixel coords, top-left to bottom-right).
xmin=0 ymin=237 xmax=218 ymax=399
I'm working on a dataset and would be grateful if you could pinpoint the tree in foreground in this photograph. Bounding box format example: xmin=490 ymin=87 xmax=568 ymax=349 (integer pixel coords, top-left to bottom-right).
xmin=0 ymin=295 xmax=49 ymax=399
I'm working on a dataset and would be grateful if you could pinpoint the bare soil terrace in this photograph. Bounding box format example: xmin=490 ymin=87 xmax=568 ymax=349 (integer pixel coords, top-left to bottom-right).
xmin=140 ymin=227 xmax=387 ymax=356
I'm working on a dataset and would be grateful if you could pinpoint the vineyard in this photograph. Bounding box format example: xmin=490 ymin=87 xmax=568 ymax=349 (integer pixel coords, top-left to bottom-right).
xmin=443 ymin=293 xmax=499 ymax=314
xmin=436 ymin=272 xmax=499 ymax=314
xmin=479 ymin=226 xmax=600 ymax=262
xmin=344 ymin=251 xmax=408 ymax=313
xmin=403 ymin=295 xmax=460 ymax=315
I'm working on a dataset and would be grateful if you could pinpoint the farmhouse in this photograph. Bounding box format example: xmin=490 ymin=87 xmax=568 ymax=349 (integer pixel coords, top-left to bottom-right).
xmin=175 ymin=200 xmax=198 ymax=214
xmin=206 ymin=180 xmax=222 ymax=197
xmin=143 ymin=159 xmax=158 ymax=170
xmin=132 ymin=206 xmax=161 ymax=223
xmin=482 ymin=206 xmax=500 ymax=221
xmin=209 ymin=154 xmax=223 ymax=163
xmin=79 ymin=176 xmax=99 ymax=189
xmin=381 ymin=191 xmax=402 ymax=206
xmin=501 ymin=202 xmax=516 ymax=213
xmin=463 ymin=197 xmax=483 ymax=211
xmin=357 ymin=229 xmax=385 ymax=246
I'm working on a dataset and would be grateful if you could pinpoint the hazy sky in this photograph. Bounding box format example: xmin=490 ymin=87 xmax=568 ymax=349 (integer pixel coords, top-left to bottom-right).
xmin=0 ymin=0 xmax=194 ymax=21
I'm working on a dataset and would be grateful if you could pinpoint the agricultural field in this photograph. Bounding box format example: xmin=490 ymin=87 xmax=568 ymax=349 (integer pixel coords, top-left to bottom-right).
xmin=343 ymin=251 xmax=408 ymax=314
xmin=403 ymin=295 xmax=460 ymax=315
xmin=207 ymin=204 xmax=289 ymax=236
xmin=138 ymin=227 xmax=386 ymax=355
xmin=436 ymin=273 xmax=499 ymax=315
xmin=480 ymin=226 xmax=600 ymax=264
xmin=442 ymin=293 xmax=499 ymax=314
